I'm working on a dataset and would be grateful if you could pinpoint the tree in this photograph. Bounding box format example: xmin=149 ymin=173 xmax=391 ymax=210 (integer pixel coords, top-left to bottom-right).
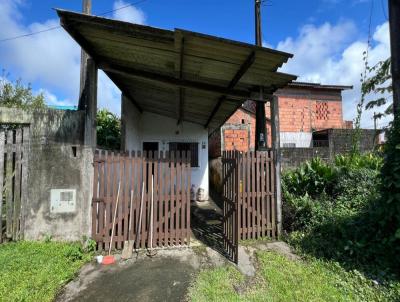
xmin=363 ymin=57 xmax=393 ymax=119
xmin=96 ymin=109 xmax=121 ymax=150
xmin=361 ymin=56 xmax=400 ymax=272
xmin=0 ymin=71 xmax=46 ymax=110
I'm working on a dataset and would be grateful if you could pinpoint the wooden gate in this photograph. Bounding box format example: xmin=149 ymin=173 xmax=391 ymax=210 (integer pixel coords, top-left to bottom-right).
xmin=222 ymin=151 xmax=240 ymax=263
xmin=92 ymin=150 xmax=191 ymax=251
xmin=0 ymin=127 xmax=29 ymax=242
xmin=222 ymin=150 xmax=277 ymax=263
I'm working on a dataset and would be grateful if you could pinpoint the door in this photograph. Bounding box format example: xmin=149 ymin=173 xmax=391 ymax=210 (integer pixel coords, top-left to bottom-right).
xmin=221 ymin=150 xmax=240 ymax=263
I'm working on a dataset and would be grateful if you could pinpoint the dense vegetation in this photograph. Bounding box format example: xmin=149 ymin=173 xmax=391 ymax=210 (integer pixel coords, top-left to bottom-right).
xmin=96 ymin=108 xmax=121 ymax=150
xmin=0 ymin=241 xmax=92 ymax=302
xmin=282 ymin=151 xmax=400 ymax=298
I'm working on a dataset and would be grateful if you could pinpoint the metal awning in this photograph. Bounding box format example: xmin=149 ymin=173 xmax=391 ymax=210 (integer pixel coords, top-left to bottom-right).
xmin=57 ymin=9 xmax=297 ymax=134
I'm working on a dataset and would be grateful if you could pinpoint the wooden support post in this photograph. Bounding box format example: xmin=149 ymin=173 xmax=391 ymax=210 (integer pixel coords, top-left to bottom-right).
xmin=270 ymin=95 xmax=282 ymax=237
xmin=83 ymin=58 xmax=98 ymax=147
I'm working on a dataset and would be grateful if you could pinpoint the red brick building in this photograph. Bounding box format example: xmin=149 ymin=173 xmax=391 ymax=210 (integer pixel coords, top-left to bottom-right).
xmin=209 ymin=82 xmax=353 ymax=157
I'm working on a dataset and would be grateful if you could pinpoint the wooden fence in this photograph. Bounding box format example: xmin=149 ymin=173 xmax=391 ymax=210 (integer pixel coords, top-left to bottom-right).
xmin=0 ymin=127 xmax=29 ymax=242
xmin=92 ymin=150 xmax=191 ymax=251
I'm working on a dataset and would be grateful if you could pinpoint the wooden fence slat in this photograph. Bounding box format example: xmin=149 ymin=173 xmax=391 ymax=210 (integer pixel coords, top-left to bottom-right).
xmin=92 ymin=151 xmax=99 ymax=242
xmin=186 ymin=151 xmax=191 ymax=244
xmin=136 ymin=151 xmax=143 ymax=249
xmin=153 ymin=151 xmax=159 ymax=247
xmin=12 ymin=129 xmax=22 ymax=240
xmin=170 ymin=151 xmax=175 ymax=245
xmin=123 ymin=152 xmax=130 ymax=245
xmin=164 ymin=151 xmax=170 ymax=246
xmin=176 ymin=151 xmax=182 ymax=245
xmin=260 ymin=152 xmax=266 ymax=237
xmin=271 ymin=150 xmax=276 ymax=238
xmin=131 ymin=151 xmax=137 ymax=248
xmin=98 ymin=151 xmax=105 ymax=251
xmin=158 ymin=151 xmax=164 ymax=246
xmin=0 ymin=131 xmax=4 ymax=243
xmin=266 ymin=152 xmax=270 ymax=237
xmin=5 ymin=130 xmax=13 ymax=238
xmin=20 ymin=127 xmax=30 ymax=240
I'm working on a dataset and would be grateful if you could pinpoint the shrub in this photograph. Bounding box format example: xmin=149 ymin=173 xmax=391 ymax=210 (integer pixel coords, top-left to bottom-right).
xmin=334 ymin=153 xmax=383 ymax=171
xmin=283 ymin=157 xmax=337 ymax=197
xmin=282 ymin=152 xmax=400 ymax=279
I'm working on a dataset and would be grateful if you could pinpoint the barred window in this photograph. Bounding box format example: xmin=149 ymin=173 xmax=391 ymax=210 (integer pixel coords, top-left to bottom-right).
xmin=169 ymin=142 xmax=199 ymax=167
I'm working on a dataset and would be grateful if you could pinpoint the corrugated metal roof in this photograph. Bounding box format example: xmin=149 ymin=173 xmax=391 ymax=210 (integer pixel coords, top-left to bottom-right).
xmin=57 ymin=9 xmax=297 ymax=134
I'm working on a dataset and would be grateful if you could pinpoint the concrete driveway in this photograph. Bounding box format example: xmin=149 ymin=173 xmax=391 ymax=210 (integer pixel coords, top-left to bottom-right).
xmin=57 ymin=247 xmax=227 ymax=302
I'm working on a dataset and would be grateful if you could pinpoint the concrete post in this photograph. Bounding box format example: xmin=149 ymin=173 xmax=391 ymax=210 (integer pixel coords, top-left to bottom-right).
xmin=121 ymin=94 xmax=128 ymax=151
xmin=270 ymin=95 xmax=282 ymax=237
xmin=83 ymin=58 xmax=98 ymax=148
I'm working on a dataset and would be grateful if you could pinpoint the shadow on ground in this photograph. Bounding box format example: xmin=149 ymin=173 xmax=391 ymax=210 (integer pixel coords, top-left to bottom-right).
xmin=190 ymin=190 xmax=228 ymax=258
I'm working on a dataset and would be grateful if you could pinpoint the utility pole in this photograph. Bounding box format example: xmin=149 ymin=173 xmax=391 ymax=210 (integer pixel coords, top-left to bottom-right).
xmin=389 ymin=0 xmax=400 ymax=118
xmin=79 ymin=0 xmax=92 ymax=110
xmin=79 ymin=0 xmax=98 ymax=148
xmin=254 ymin=0 xmax=267 ymax=150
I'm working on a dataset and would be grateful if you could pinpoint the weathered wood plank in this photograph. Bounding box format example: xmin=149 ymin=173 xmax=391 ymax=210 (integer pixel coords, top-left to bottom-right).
xmin=5 ymin=130 xmax=13 ymax=238
xmin=0 ymin=131 xmax=5 ymax=243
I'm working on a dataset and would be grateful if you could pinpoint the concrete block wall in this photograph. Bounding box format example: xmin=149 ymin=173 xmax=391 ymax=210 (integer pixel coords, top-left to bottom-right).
xmin=280 ymin=147 xmax=331 ymax=170
xmin=329 ymin=129 xmax=377 ymax=154
xmin=0 ymin=108 xmax=92 ymax=241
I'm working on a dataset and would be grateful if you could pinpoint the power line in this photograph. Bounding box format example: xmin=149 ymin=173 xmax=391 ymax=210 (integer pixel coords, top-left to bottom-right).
xmin=0 ymin=26 xmax=62 ymax=43
xmin=0 ymin=0 xmax=149 ymax=43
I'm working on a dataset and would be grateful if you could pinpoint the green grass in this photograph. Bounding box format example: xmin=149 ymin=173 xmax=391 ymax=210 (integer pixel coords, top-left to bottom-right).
xmin=0 ymin=241 xmax=91 ymax=302
xmin=189 ymin=251 xmax=399 ymax=302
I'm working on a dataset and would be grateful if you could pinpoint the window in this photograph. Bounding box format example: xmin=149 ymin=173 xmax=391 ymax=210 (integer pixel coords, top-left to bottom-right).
xmin=169 ymin=142 xmax=199 ymax=167
xmin=143 ymin=142 xmax=159 ymax=154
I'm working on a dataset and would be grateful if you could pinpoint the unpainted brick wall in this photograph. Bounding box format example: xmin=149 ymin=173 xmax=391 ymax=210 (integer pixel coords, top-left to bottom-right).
xmin=267 ymin=97 xmax=345 ymax=133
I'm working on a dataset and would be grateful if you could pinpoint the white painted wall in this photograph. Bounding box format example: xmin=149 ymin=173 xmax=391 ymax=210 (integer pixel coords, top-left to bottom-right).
xmin=123 ymin=99 xmax=209 ymax=200
xmin=280 ymin=132 xmax=312 ymax=148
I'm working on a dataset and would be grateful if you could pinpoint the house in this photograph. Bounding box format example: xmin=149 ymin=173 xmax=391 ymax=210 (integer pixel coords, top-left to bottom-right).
xmin=209 ymin=82 xmax=353 ymax=157
xmin=7 ymin=8 xmax=295 ymax=249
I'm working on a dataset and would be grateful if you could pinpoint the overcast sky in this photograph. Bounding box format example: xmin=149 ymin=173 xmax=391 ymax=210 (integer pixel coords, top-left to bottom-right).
xmin=0 ymin=0 xmax=392 ymax=128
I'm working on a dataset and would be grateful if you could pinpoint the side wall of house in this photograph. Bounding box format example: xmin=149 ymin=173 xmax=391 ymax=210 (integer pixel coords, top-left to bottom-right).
xmin=208 ymin=87 xmax=349 ymax=157
xmin=0 ymin=108 xmax=92 ymax=241
xmin=123 ymin=99 xmax=209 ymax=200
